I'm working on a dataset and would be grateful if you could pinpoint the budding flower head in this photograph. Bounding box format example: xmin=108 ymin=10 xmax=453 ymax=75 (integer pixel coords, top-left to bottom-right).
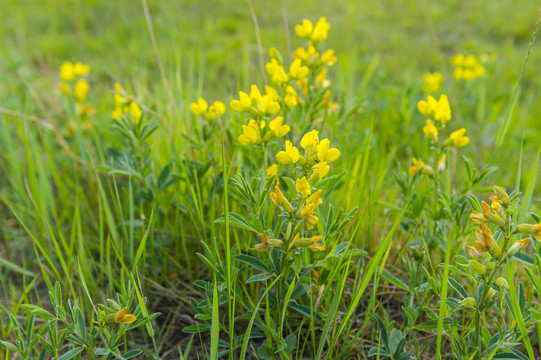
xmin=493 ymin=186 xmax=510 ymax=207
xmin=495 ymin=277 xmax=509 ymax=290
xmin=459 ymin=297 xmax=476 ymax=308
xmin=487 ymin=287 xmax=497 ymax=299
xmin=469 ymin=260 xmax=486 ymax=276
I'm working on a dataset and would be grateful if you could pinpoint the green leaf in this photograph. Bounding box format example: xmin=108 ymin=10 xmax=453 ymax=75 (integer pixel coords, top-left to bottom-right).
xmin=214 ymin=212 xmax=256 ymax=232
xmin=0 ymin=340 xmax=18 ymax=351
xmin=182 ymin=324 xmax=211 ymax=333
xmin=58 ymin=347 xmax=85 ymax=360
xmin=447 ymin=278 xmax=468 ymax=299
xmin=236 ymin=254 xmax=270 ymax=273
xmin=246 ymin=273 xmax=272 ymax=284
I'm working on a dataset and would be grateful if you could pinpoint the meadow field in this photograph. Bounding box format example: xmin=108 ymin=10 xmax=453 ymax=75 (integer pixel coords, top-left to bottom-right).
xmin=1 ymin=0 xmax=541 ymax=359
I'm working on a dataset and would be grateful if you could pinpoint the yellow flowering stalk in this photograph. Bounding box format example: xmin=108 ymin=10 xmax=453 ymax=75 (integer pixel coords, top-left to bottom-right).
xmin=59 ymin=60 xmax=94 ymax=133
xmin=451 ymin=54 xmax=485 ymax=80
xmin=189 ymin=97 xmax=226 ymax=122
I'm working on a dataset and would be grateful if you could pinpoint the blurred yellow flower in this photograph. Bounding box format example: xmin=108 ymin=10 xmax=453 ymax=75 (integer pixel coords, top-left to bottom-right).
xmin=284 ymin=86 xmax=298 ymax=108
xmin=289 ymin=59 xmax=309 ymax=80
xmin=266 ymin=59 xmax=288 ymax=84
xmin=422 ymin=72 xmax=442 ymax=93
xmin=60 ymin=61 xmax=75 ymax=81
xmin=73 ymin=62 xmax=90 ymax=77
xmin=190 ymin=98 xmax=225 ymax=121
xmin=74 ymin=79 xmax=90 ymax=101
xmin=449 ymin=128 xmax=469 ymax=147
xmin=266 ymin=164 xmax=278 ymax=179
xmin=423 ymin=119 xmax=438 ymax=141
xmin=319 ymin=49 xmax=337 ymax=66
xmin=451 ymin=54 xmax=484 ymax=80
xmin=408 ymin=157 xmax=424 ymax=176
xmin=295 ymin=17 xmax=330 ymax=43
xmin=417 ymin=94 xmax=450 ymax=123
xmin=268 ymin=116 xmax=290 ymax=137
xmin=292 ymin=45 xmax=319 ymax=65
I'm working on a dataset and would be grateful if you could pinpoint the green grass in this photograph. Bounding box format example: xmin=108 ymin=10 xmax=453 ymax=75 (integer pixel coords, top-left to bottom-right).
xmin=1 ymin=0 xmax=541 ymax=359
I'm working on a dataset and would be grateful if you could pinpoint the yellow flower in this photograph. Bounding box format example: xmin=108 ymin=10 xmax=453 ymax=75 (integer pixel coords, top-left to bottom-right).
xmin=417 ymin=95 xmax=438 ymax=116
xmin=308 ymin=189 xmax=323 ymax=206
xmin=292 ymin=46 xmax=319 ymax=65
xmin=230 ymin=91 xmax=252 ymax=113
xmin=60 ymin=61 xmax=75 ymax=81
xmin=451 ymin=54 xmax=484 ymax=80
xmin=417 ymin=94 xmax=451 ymax=123
xmin=301 ymin=130 xmax=319 ymax=149
xmin=289 ymin=59 xmax=309 ymax=80
xmin=129 ymin=101 xmax=142 ymax=123
xmin=317 ymin=139 xmax=340 ymax=162
xmin=207 ymin=101 xmax=226 ymax=120
xmin=264 ymin=86 xmax=281 ymax=102
xmin=276 ymin=140 xmax=300 ymax=164
xmin=313 ymin=162 xmax=330 ymax=179
xmin=423 ymin=119 xmax=438 ymax=141
xmin=296 ymin=177 xmax=311 ymax=197
xmin=449 ymin=128 xmax=469 ymax=147
xmin=268 ymin=116 xmax=290 ymax=137
xmin=270 ymin=186 xmax=293 ymax=213
xmin=295 ymin=19 xmax=314 ymax=38
xmin=437 ymin=153 xmax=446 ymax=172
xmin=60 ymin=82 xmax=71 ymax=95
xmin=308 ymin=235 xmax=325 ymax=252
xmin=73 ymin=62 xmax=90 ymax=77
xmin=114 ymin=307 xmax=136 ymax=324
xmin=189 ymin=97 xmax=208 ymax=116
xmin=231 ymin=85 xmax=280 ymax=116
xmin=422 ymin=72 xmax=442 ymax=93
xmin=266 ymin=164 xmax=278 ymax=179
xmin=311 ymin=17 xmax=330 ymax=43
xmin=408 ymin=157 xmax=424 ymax=176
xmin=316 ymin=68 xmax=330 ymax=88
xmin=319 ymin=49 xmax=337 ymax=66
xmin=74 ymin=79 xmax=90 ymax=101
xmin=238 ymin=119 xmax=260 ymax=146
xmin=266 ymin=59 xmax=288 ymax=84
xmin=301 ymin=203 xmax=318 ymax=230
xmin=284 ymin=86 xmax=298 ymax=108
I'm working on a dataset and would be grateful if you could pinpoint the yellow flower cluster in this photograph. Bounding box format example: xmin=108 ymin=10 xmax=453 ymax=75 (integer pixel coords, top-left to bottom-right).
xmin=274 ymin=130 xmax=339 ymax=180
xmin=257 ymin=129 xmax=340 ymax=253
xmin=189 ymin=98 xmax=225 ymax=122
xmin=410 ymin=93 xmax=469 ymax=176
xmin=451 ymin=54 xmax=484 ymax=81
xmin=60 ymin=61 xmax=91 ymax=101
xmin=112 ymin=83 xmax=142 ymax=123
xmin=231 ymin=84 xmax=280 ymax=116
xmin=422 ymin=72 xmax=443 ymax=93
xmin=237 ymin=116 xmax=290 ymax=146
xmin=294 ymin=17 xmax=331 ymax=43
